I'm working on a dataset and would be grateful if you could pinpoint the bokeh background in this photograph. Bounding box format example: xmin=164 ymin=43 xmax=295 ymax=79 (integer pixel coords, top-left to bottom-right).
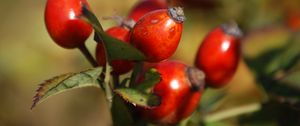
xmin=0 ymin=0 xmax=299 ymax=126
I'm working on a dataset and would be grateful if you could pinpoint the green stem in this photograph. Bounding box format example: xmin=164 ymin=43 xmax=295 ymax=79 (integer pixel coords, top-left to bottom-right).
xmin=78 ymin=44 xmax=98 ymax=67
xmin=104 ymin=63 xmax=113 ymax=108
xmin=203 ymin=103 xmax=261 ymax=123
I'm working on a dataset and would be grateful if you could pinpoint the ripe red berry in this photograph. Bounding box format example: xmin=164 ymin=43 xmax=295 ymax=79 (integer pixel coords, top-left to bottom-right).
xmin=137 ymin=60 xmax=205 ymax=125
xmin=286 ymin=10 xmax=300 ymax=31
xmin=45 ymin=0 xmax=93 ymax=49
xmin=130 ymin=7 xmax=185 ymax=62
xmin=128 ymin=0 xmax=168 ymax=22
xmin=195 ymin=22 xmax=242 ymax=88
xmin=96 ymin=26 xmax=133 ymax=75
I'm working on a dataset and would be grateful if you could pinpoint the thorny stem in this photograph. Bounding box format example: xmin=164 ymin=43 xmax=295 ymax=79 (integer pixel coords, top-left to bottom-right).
xmin=78 ymin=44 xmax=98 ymax=67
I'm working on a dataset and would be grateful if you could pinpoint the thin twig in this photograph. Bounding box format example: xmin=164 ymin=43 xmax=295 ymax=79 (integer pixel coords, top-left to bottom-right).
xmin=104 ymin=63 xmax=113 ymax=108
xmin=78 ymin=44 xmax=98 ymax=67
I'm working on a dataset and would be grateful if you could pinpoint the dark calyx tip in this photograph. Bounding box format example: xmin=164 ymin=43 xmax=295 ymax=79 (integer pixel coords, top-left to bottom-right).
xmin=186 ymin=67 xmax=205 ymax=92
xmin=221 ymin=21 xmax=243 ymax=38
xmin=168 ymin=7 xmax=186 ymax=23
xmin=81 ymin=3 xmax=89 ymax=15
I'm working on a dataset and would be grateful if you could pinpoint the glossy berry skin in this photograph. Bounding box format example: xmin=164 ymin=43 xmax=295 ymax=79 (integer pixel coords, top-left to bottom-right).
xmin=45 ymin=0 xmax=92 ymax=49
xmin=137 ymin=60 xmax=205 ymax=125
xmin=128 ymin=0 xmax=168 ymax=22
xmin=195 ymin=23 xmax=242 ymax=88
xmin=130 ymin=7 xmax=185 ymax=62
xmin=96 ymin=26 xmax=133 ymax=75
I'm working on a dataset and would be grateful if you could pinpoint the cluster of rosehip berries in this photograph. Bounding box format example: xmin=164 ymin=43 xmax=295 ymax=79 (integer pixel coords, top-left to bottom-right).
xmin=44 ymin=0 xmax=242 ymax=125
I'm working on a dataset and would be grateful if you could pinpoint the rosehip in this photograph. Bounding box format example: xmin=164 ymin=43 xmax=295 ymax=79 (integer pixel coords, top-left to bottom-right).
xmin=130 ymin=7 xmax=185 ymax=62
xmin=286 ymin=10 xmax=300 ymax=31
xmin=45 ymin=0 xmax=92 ymax=48
xmin=137 ymin=60 xmax=205 ymax=125
xmin=195 ymin=22 xmax=242 ymax=88
xmin=128 ymin=0 xmax=168 ymax=22
xmin=96 ymin=26 xmax=133 ymax=75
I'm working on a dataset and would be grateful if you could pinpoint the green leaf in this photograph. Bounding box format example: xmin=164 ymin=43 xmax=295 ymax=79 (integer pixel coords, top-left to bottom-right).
xmin=80 ymin=5 xmax=146 ymax=62
xmin=120 ymin=78 xmax=131 ymax=87
xmin=280 ymin=68 xmax=300 ymax=89
xmin=244 ymin=34 xmax=300 ymax=105
xmin=265 ymin=40 xmax=300 ymax=75
xmin=31 ymin=67 xmax=102 ymax=109
xmin=115 ymin=88 xmax=160 ymax=108
xmin=111 ymin=95 xmax=134 ymax=126
xmin=244 ymin=34 xmax=300 ymax=76
xmin=199 ymin=89 xmax=227 ymax=113
xmin=244 ymin=46 xmax=286 ymax=76
xmin=258 ymin=75 xmax=300 ymax=98
xmin=134 ymin=68 xmax=161 ymax=92
xmin=100 ymin=33 xmax=146 ymax=61
xmin=80 ymin=4 xmax=103 ymax=31
xmin=278 ymin=40 xmax=300 ymax=71
xmin=129 ymin=62 xmax=143 ymax=87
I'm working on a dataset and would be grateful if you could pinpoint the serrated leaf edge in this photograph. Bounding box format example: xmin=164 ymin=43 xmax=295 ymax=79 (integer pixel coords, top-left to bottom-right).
xmin=31 ymin=68 xmax=102 ymax=109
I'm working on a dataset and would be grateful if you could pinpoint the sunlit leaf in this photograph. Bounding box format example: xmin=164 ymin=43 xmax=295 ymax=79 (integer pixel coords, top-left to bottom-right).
xmin=31 ymin=67 xmax=102 ymax=109
xmin=119 ymin=78 xmax=130 ymax=88
xmin=115 ymin=88 xmax=160 ymax=108
xmin=134 ymin=68 xmax=161 ymax=92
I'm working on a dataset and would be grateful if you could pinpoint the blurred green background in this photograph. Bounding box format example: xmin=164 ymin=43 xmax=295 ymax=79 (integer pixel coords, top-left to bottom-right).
xmin=0 ymin=0 xmax=299 ymax=126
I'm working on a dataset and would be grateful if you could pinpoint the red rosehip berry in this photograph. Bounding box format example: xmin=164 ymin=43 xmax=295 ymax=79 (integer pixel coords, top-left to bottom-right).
xmin=137 ymin=60 xmax=205 ymax=125
xmin=96 ymin=26 xmax=133 ymax=75
xmin=130 ymin=7 xmax=185 ymax=62
xmin=195 ymin=22 xmax=242 ymax=88
xmin=286 ymin=10 xmax=300 ymax=31
xmin=45 ymin=0 xmax=93 ymax=49
xmin=128 ymin=0 xmax=168 ymax=22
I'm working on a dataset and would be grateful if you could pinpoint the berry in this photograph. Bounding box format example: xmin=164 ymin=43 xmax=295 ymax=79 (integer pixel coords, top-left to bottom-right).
xmin=128 ymin=0 xmax=168 ymax=22
xmin=45 ymin=0 xmax=92 ymax=49
xmin=286 ymin=10 xmax=300 ymax=31
xmin=195 ymin=22 xmax=242 ymax=88
xmin=137 ymin=60 xmax=205 ymax=125
xmin=96 ymin=26 xmax=133 ymax=75
xmin=130 ymin=7 xmax=185 ymax=62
